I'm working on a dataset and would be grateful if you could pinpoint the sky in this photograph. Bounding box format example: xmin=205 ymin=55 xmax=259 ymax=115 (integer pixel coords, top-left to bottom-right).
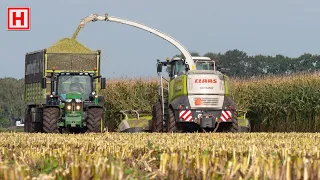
xmin=1 ymin=0 xmax=320 ymax=79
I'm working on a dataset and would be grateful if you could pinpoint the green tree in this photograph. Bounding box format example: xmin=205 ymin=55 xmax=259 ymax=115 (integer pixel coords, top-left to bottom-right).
xmin=0 ymin=77 xmax=25 ymax=126
xmin=0 ymin=118 xmax=10 ymax=128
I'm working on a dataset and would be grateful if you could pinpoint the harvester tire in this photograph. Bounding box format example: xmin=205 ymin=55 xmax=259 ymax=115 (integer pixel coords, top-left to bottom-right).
xmin=87 ymin=108 xmax=104 ymax=133
xmin=228 ymin=110 xmax=239 ymax=132
xmin=151 ymin=101 xmax=163 ymax=132
xmin=225 ymin=97 xmax=239 ymax=132
xmin=43 ymin=107 xmax=60 ymax=133
xmin=167 ymin=108 xmax=179 ymax=132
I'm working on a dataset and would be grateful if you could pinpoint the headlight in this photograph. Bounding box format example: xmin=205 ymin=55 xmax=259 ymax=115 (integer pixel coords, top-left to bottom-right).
xmin=66 ymin=105 xmax=72 ymax=110
xmin=76 ymin=105 xmax=81 ymax=110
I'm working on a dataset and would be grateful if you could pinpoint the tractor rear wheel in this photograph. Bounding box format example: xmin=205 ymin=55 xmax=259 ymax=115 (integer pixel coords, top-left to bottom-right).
xmin=43 ymin=107 xmax=60 ymax=133
xmin=167 ymin=108 xmax=179 ymax=132
xmin=151 ymin=101 xmax=163 ymax=132
xmin=87 ymin=108 xmax=104 ymax=133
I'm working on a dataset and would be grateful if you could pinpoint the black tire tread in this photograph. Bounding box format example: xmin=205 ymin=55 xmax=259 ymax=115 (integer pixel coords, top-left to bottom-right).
xmin=43 ymin=107 xmax=60 ymax=133
xmin=87 ymin=108 xmax=104 ymax=133
xmin=167 ymin=108 xmax=178 ymax=132
xmin=151 ymin=101 xmax=163 ymax=132
xmin=229 ymin=110 xmax=239 ymax=132
xmin=224 ymin=96 xmax=239 ymax=132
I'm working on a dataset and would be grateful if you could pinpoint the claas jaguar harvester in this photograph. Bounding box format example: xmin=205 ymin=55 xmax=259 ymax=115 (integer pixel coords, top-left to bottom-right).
xmin=74 ymin=13 xmax=239 ymax=133
xmin=24 ymin=40 xmax=107 ymax=133
xmin=154 ymin=57 xmax=238 ymax=132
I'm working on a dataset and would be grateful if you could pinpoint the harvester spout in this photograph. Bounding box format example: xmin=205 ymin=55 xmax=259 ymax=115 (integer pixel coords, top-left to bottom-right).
xmin=73 ymin=13 xmax=196 ymax=71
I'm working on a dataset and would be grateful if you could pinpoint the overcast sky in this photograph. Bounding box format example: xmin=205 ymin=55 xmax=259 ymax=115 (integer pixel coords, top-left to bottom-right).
xmin=1 ymin=0 xmax=320 ymax=79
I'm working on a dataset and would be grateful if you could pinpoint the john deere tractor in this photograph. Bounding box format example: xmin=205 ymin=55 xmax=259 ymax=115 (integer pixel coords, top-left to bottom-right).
xmin=24 ymin=42 xmax=107 ymax=133
xmin=151 ymin=56 xmax=238 ymax=133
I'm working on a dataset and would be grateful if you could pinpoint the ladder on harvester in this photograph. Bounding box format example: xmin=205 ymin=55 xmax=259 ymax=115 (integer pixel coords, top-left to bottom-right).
xmin=157 ymin=65 xmax=170 ymax=130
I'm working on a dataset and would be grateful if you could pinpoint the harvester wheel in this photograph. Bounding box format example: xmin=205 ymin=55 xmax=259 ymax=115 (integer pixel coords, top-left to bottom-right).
xmin=87 ymin=108 xmax=104 ymax=133
xmin=224 ymin=97 xmax=239 ymax=132
xmin=228 ymin=110 xmax=239 ymax=132
xmin=167 ymin=108 xmax=179 ymax=132
xmin=151 ymin=101 xmax=163 ymax=132
xmin=43 ymin=107 xmax=60 ymax=133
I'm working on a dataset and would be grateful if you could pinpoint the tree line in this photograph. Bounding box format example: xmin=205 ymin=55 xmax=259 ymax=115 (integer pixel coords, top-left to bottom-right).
xmin=1 ymin=49 xmax=320 ymax=127
xmin=178 ymin=49 xmax=320 ymax=77
xmin=0 ymin=78 xmax=24 ymax=128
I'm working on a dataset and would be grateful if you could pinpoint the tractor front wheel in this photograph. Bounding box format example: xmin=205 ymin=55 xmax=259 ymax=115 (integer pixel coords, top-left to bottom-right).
xmin=151 ymin=101 xmax=163 ymax=132
xmin=87 ymin=108 xmax=104 ymax=133
xmin=43 ymin=107 xmax=60 ymax=133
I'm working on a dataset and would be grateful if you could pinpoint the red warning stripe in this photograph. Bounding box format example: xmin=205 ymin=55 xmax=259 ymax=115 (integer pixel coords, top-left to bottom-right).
xmin=220 ymin=110 xmax=232 ymax=122
xmin=179 ymin=110 xmax=193 ymax=122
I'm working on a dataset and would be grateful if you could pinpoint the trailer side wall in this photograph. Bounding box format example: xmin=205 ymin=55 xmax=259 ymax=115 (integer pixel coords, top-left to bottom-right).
xmin=25 ymin=50 xmax=46 ymax=105
xmin=25 ymin=50 xmax=102 ymax=106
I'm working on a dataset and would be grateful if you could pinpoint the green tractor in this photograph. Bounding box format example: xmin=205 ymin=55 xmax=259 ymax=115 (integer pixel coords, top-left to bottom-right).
xmin=24 ymin=46 xmax=107 ymax=133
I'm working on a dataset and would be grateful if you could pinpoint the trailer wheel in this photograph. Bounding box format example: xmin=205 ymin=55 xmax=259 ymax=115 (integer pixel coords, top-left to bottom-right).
xmin=87 ymin=108 xmax=104 ymax=133
xmin=167 ymin=108 xmax=179 ymax=132
xmin=24 ymin=108 xmax=32 ymax=132
xmin=151 ymin=101 xmax=163 ymax=132
xmin=43 ymin=107 xmax=60 ymax=133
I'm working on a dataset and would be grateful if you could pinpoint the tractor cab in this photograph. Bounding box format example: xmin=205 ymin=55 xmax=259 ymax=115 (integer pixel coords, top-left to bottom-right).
xmin=57 ymin=73 xmax=94 ymax=101
xmin=44 ymin=71 xmax=106 ymax=107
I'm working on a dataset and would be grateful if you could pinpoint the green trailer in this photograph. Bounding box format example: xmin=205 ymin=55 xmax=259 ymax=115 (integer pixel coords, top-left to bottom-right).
xmin=24 ymin=39 xmax=107 ymax=133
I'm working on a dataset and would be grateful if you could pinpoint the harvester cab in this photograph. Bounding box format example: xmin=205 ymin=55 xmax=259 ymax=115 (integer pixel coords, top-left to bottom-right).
xmin=153 ymin=56 xmax=239 ymax=133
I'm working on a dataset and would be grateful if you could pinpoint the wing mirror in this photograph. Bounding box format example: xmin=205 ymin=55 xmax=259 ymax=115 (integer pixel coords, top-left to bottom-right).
xmin=100 ymin=77 xmax=106 ymax=89
xmin=41 ymin=77 xmax=46 ymax=89
xmin=157 ymin=63 xmax=162 ymax=73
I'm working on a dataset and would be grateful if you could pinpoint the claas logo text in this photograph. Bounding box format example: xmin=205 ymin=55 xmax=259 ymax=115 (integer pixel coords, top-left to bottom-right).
xmin=194 ymin=79 xmax=217 ymax=83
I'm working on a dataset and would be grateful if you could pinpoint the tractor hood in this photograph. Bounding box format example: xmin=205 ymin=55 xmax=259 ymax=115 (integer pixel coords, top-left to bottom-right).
xmin=66 ymin=92 xmax=83 ymax=100
xmin=60 ymin=92 xmax=83 ymax=102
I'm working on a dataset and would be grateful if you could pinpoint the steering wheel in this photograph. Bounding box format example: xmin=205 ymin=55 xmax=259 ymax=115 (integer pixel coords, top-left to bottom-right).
xmin=69 ymin=84 xmax=82 ymax=92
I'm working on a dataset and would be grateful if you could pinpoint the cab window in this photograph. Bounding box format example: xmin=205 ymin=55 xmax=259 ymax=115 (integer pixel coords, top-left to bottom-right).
xmin=195 ymin=61 xmax=214 ymax=70
xmin=171 ymin=61 xmax=185 ymax=76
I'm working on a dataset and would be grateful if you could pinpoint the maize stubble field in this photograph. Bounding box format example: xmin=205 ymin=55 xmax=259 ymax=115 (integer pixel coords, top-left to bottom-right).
xmin=2 ymin=72 xmax=320 ymax=179
xmin=1 ymin=132 xmax=320 ymax=180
